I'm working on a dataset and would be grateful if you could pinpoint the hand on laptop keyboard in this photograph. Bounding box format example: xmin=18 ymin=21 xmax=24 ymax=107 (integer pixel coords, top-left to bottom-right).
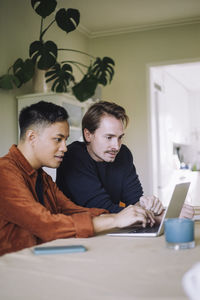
xmin=113 ymin=204 xmax=155 ymax=229
xmin=139 ymin=195 xmax=164 ymax=216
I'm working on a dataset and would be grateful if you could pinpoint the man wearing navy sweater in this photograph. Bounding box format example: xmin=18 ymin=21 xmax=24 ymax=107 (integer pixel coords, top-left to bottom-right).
xmin=56 ymin=101 xmax=193 ymax=218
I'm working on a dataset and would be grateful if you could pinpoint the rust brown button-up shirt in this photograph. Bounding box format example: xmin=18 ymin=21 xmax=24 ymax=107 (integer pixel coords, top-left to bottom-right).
xmin=0 ymin=145 xmax=108 ymax=256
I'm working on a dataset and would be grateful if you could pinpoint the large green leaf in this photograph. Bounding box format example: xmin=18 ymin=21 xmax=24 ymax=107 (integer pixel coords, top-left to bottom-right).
xmin=55 ymin=8 xmax=80 ymax=33
xmin=72 ymin=75 xmax=98 ymax=102
xmin=45 ymin=63 xmax=75 ymax=92
xmin=31 ymin=0 xmax=57 ymax=18
xmin=13 ymin=58 xmax=35 ymax=86
xmin=30 ymin=40 xmax=57 ymax=70
xmin=91 ymin=57 xmax=115 ymax=86
xmin=0 ymin=74 xmax=20 ymax=89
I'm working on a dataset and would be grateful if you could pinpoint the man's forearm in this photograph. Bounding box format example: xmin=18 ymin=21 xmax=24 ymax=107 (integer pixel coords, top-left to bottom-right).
xmin=92 ymin=214 xmax=116 ymax=233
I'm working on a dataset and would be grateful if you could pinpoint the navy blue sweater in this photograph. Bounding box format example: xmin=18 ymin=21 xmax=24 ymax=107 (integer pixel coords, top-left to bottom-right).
xmin=56 ymin=142 xmax=143 ymax=213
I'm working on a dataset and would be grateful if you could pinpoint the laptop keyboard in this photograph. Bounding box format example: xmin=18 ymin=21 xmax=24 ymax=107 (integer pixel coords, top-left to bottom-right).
xmin=127 ymin=225 xmax=160 ymax=234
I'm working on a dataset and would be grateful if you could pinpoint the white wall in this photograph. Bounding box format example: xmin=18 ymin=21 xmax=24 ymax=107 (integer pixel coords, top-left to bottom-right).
xmin=89 ymin=23 xmax=200 ymax=194
xmin=0 ymin=0 xmax=89 ymax=156
xmin=150 ymin=67 xmax=192 ymax=201
xmin=187 ymin=91 xmax=200 ymax=168
xmin=164 ymin=71 xmax=190 ymax=146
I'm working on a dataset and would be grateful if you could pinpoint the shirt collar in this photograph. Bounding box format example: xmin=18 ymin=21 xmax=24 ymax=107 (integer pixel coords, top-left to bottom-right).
xmin=9 ymin=144 xmax=37 ymax=177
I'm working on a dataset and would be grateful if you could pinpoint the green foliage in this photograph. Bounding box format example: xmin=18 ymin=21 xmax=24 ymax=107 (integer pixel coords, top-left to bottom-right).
xmin=31 ymin=0 xmax=57 ymax=18
xmin=73 ymin=75 xmax=98 ymax=102
xmin=72 ymin=57 xmax=115 ymax=101
xmin=0 ymin=0 xmax=115 ymax=101
xmin=0 ymin=74 xmax=20 ymax=90
xmin=30 ymin=41 xmax=57 ymax=70
xmin=0 ymin=59 xmax=34 ymax=89
xmin=13 ymin=59 xmax=35 ymax=86
xmin=55 ymin=8 xmax=80 ymax=33
xmin=45 ymin=63 xmax=75 ymax=92
xmin=90 ymin=57 xmax=115 ymax=85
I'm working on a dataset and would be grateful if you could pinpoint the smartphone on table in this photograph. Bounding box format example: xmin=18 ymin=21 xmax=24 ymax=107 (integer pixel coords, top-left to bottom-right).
xmin=33 ymin=245 xmax=87 ymax=255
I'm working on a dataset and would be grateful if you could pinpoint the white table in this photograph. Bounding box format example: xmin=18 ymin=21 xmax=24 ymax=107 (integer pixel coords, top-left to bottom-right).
xmin=1 ymin=222 xmax=200 ymax=300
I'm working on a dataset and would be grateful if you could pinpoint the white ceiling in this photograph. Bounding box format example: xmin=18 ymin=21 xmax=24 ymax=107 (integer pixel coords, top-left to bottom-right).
xmin=61 ymin=0 xmax=200 ymax=91
xmin=61 ymin=0 xmax=200 ymax=38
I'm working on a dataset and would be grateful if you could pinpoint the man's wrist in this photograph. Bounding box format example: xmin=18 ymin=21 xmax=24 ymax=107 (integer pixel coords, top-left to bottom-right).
xmin=92 ymin=214 xmax=116 ymax=233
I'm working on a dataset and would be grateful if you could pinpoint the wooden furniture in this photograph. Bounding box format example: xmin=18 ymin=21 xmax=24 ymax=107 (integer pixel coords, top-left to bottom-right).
xmin=0 ymin=222 xmax=200 ymax=299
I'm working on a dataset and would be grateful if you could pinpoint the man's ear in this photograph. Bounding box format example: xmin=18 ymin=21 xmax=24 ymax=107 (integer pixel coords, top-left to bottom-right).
xmin=84 ymin=128 xmax=92 ymax=143
xmin=26 ymin=129 xmax=38 ymax=145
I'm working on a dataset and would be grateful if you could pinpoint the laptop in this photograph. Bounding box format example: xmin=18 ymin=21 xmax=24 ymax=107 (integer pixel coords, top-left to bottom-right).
xmin=107 ymin=182 xmax=190 ymax=237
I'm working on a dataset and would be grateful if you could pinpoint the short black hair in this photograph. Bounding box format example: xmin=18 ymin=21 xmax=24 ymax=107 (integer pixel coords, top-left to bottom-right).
xmin=82 ymin=101 xmax=129 ymax=144
xmin=19 ymin=101 xmax=69 ymax=140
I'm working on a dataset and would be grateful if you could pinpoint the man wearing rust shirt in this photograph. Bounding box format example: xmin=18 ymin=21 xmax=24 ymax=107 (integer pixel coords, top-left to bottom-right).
xmin=0 ymin=101 xmax=156 ymax=256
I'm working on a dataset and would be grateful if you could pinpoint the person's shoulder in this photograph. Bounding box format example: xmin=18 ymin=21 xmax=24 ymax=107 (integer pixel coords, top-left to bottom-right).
xmin=0 ymin=151 xmax=22 ymax=176
xmin=119 ymin=144 xmax=132 ymax=157
xmin=0 ymin=147 xmax=14 ymax=167
xmin=67 ymin=141 xmax=85 ymax=152
xmin=60 ymin=141 xmax=93 ymax=172
xmin=63 ymin=141 xmax=88 ymax=163
xmin=0 ymin=154 xmax=10 ymax=167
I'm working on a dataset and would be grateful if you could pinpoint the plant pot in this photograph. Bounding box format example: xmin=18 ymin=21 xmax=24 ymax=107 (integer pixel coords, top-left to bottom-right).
xmin=32 ymin=67 xmax=52 ymax=93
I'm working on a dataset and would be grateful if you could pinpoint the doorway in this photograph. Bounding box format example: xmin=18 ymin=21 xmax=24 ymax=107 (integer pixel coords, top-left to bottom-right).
xmin=149 ymin=61 xmax=200 ymax=206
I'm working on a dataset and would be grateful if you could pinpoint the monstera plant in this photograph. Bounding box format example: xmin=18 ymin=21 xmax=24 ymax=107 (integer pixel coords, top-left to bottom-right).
xmin=0 ymin=0 xmax=115 ymax=101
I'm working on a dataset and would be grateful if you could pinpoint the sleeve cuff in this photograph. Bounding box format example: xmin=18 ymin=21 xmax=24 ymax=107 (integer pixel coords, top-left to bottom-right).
xmin=72 ymin=212 xmax=95 ymax=238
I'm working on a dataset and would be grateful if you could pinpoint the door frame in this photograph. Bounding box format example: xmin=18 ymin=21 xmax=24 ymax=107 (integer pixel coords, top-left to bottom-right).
xmin=146 ymin=57 xmax=200 ymax=197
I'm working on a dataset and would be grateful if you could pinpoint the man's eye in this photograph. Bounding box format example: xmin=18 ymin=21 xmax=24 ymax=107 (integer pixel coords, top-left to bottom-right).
xmin=55 ymin=138 xmax=61 ymax=142
xmin=106 ymin=136 xmax=112 ymax=140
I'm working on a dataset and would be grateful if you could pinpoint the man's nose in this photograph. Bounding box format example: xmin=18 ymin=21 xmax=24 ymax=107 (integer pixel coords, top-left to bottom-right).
xmin=60 ymin=141 xmax=68 ymax=152
xmin=112 ymin=139 xmax=121 ymax=150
